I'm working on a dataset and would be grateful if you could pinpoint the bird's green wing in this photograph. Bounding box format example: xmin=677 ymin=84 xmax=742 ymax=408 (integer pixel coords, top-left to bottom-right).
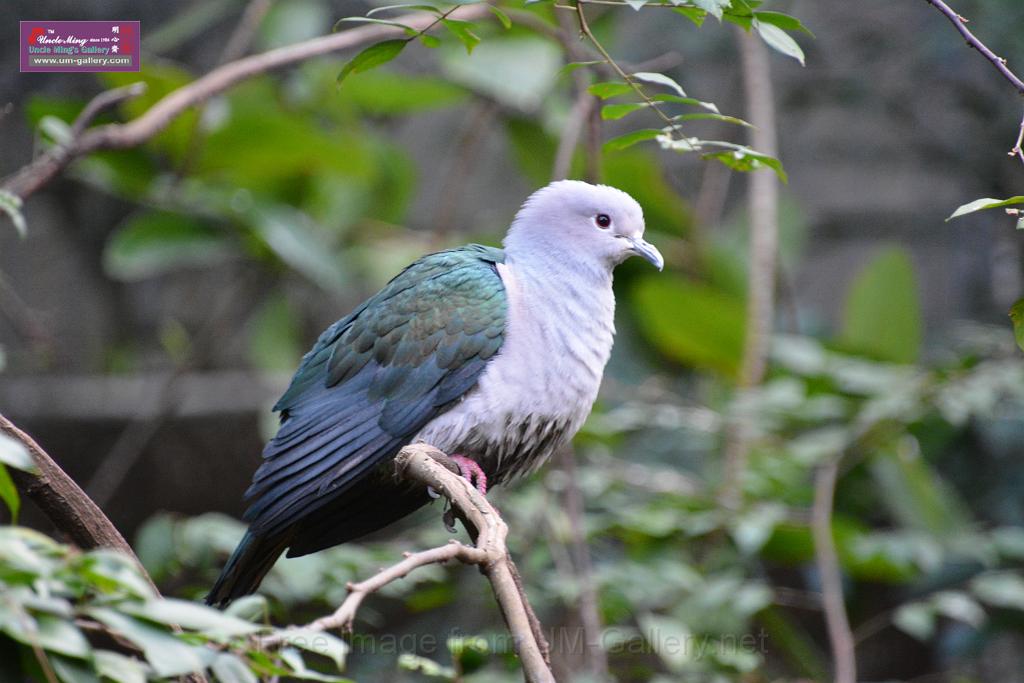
xmin=243 ymin=244 xmax=507 ymax=537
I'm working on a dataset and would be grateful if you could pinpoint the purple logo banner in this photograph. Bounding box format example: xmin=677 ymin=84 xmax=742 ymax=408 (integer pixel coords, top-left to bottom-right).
xmin=20 ymin=21 xmax=140 ymax=73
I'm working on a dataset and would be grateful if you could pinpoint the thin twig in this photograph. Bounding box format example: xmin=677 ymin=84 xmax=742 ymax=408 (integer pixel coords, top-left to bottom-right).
xmin=573 ymin=2 xmax=681 ymax=139
xmin=261 ymin=444 xmax=555 ymax=683
xmin=0 ymin=4 xmax=492 ymax=201
xmin=260 ymin=541 xmax=487 ymax=644
xmin=220 ymin=0 xmax=275 ymax=65
xmin=921 ymin=0 xmax=1024 ymax=94
xmin=1010 ymin=109 xmax=1024 ymax=165
xmin=812 ymin=458 xmax=856 ymax=683
xmin=68 ymin=82 xmax=149 ymax=138
xmin=552 ymin=9 xmax=602 ymax=182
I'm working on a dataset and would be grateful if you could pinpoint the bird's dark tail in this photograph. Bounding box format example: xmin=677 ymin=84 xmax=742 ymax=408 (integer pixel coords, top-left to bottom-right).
xmin=205 ymin=530 xmax=290 ymax=607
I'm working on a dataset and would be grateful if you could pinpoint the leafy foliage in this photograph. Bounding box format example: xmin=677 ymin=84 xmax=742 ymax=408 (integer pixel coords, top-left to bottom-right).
xmin=0 ymin=527 xmax=353 ymax=682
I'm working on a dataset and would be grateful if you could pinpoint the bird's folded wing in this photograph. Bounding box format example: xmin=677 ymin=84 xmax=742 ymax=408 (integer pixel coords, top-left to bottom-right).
xmin=243 ymin=245 xmax=507 ymax=536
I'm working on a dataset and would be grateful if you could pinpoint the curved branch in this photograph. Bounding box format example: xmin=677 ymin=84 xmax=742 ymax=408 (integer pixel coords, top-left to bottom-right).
xmin=921 ymin=0 xmax=1024 ymax=95
xmin=262 ymin=443 xmax=555 ymax=683
xmin=0 ymin=4 xmax=492 ymax=201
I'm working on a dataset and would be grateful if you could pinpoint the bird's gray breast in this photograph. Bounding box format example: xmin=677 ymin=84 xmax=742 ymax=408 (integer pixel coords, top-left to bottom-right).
xmin=413 ymin=260 xmax=616 ymax=484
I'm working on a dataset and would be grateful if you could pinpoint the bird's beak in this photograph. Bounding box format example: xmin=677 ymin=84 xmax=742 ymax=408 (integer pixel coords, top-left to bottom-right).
xmin=626 ymin=236 xmax=664 ymax=271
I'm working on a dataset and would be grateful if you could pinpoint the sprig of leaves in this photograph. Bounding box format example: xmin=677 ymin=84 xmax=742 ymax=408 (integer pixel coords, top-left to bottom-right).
xmin=0 ymin=527 xmax=352 ymax=682
xmin=335 ymin=3 xmax=498 ymax=83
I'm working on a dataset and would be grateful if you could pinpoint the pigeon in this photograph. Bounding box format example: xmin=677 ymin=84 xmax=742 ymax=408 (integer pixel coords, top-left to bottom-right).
xmin=207 ymin=180 xmax=663 ymax=605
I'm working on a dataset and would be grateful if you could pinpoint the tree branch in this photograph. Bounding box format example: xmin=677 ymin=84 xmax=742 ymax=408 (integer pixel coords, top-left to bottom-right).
xmin=921 ymin=0 xmax=1024 ymax=95
xmin=0 ymin=4 xmax=492 ymax=202
xmin=0 ymin=413 xmax=150 ymax=580
xmin=262 ymin=443 xmax=555 ymax=683
xmin=812 ymin=458 xmax=856 ymax=683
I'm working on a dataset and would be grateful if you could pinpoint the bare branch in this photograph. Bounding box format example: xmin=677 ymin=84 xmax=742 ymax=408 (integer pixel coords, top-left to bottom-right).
xmin=69 ymin=82 xmax=149 ymax=138
xmin=262 ymin=443 xmax=555 ymax=683
xmin=812 ymin=458 xmax=856 ymax=683
xmin=0 ymin=4 xmax=492 ymax=201
xmin=921 ymin=0 xmax=1024 ymax=95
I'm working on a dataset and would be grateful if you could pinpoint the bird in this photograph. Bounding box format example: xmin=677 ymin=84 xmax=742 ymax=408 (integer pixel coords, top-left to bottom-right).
xmin=206 ymin=180 xmax=663 ymax=606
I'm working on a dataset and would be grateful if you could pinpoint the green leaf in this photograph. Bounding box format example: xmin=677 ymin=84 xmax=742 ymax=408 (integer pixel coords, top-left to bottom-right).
xmin=489 ymin=5 xmax=512 ymax=29
xmin=87 ymin=608 xmax=210 ymax=677
xmin=0 ymin=465 xmax=19 ymax=522
xmin=673 ymin=7 xmax=707 ymax=26
xmin=971 ymin=572 xmax=1024 ymax=611
xmin=51 ymin=655 xmax=100 ymax=683
xmin=277 ymin=629 xmax=349 ymax=670
xmin=419 ymin=33 xmax=441 ymax=48
xmin=588 ymin=81 xmax=634 ymax=99
xmin=631 ymin=71 xmax=686 ymax=97
xmin=651 ymin=93 xmax=720 ymax=113
xmin=632 ymin=276 xmax=746 ymax=377
xmin=279 ymin=648 xmax=351 ymax=682
xmin=441 ymin=19 xmax=481 ymax=54
xmin=1009 ymin=299 xmax=1024 ymax=353
xmin=397 ymin=654 xmax=456 ymax=678
xmin=447 ymin=636 xmax=489 ymax=674
xmin=601 ymin=102 xmax=649 ymax=120
xmin=561 ymin=60 xmax=606 ymax=76
xmin=120 ymin=599 xmax=262 ymax=639
xmin=841 ymin=246 xmax=922 ymax=364
xmin=869 ymin=442 xmax=971 ymax=536
xmin=753 ymin=20 xmax=805 ymax=66
xmin=0 ymin=433 xmax=38 ymax=474
xmin=947 ymin=196 xmax=1024 ymax=220
xmin=366 ymin=4 xmax=442 ymax=16
xmin=893 ymin=602 xmax=935 ymax=641
xmin=692 ymin=0 xmax=730 ymax=20
xmin=224 ymin=595 xmax=268 ymax=622
xmin=0 ymin=190 xmax=27 ymax=238
xmin=212 ymin=653 xmax=258 ymax=683
xmin=29 ymin=614 xmax=92 ymax=658
xmin=94 ymin=651 xmax=148 ymax=683
xmin=603 ymin=129 xmax=662 ymax=152
xmin=753 ymin=10 xmax=813 ymax=36
xmin=333 ymin=17 xmax=418 ymax=35
xmin=338 ymin=39 xmax=407 ymax=84
xmin=672 ymin=112 xmax=751 ymax=126
xmin=103 ymin=211 xmax=234 ymax=281
xmin=248 ymin=205 xmax=349 ymax=293
xmin=693 ymin=140 xmax=787 ymax=182
xmin=38 ymin=115 xmax=73 ymax=146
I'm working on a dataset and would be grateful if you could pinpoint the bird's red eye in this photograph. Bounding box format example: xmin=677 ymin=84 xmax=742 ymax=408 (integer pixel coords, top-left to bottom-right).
xmin=595 ymin=214 xmax=612 ymax=229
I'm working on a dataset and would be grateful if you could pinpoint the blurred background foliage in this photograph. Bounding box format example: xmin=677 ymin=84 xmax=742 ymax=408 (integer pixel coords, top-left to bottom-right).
xmin=3 ymin=0 xmax=1024 ymax=681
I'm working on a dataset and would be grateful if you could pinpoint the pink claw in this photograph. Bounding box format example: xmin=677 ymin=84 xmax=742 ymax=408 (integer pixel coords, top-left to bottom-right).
xmin=449 ymin=455 xmax=488 ymax=494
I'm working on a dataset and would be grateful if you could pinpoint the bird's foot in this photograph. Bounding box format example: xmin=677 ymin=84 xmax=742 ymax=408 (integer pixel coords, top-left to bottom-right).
xmin=449 ymin=455 xmax=488 ymax=495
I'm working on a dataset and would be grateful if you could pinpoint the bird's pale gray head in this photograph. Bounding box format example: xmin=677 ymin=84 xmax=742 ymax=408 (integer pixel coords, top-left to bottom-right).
xmin=504 ymin=180 xmax=664 ymax=273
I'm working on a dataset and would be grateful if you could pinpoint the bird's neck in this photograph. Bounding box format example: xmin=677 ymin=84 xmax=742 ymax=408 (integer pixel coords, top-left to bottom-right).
xmin=499 ymin=250 xmax=617 ymax=384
